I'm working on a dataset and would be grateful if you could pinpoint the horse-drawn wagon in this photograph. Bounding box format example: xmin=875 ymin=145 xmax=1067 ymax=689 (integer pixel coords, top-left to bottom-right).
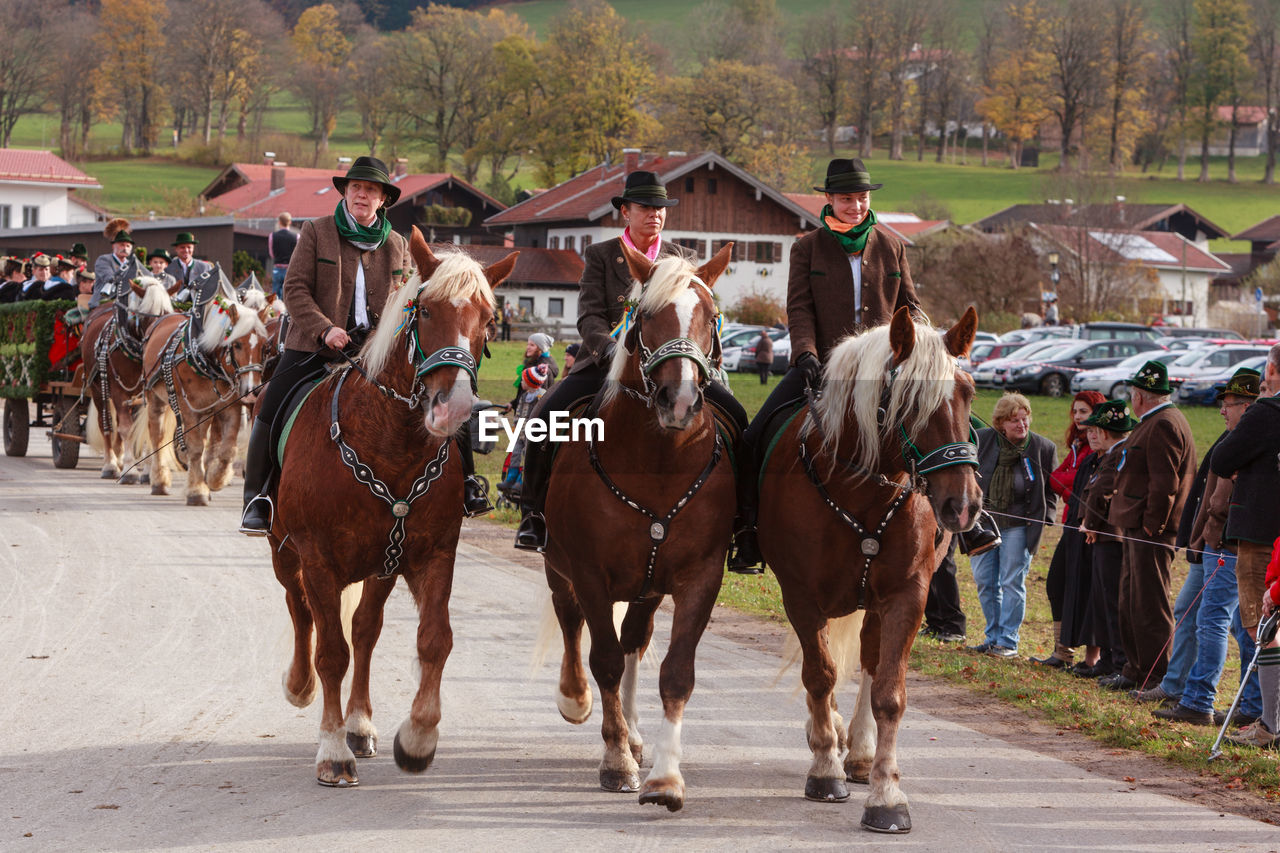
xmin=0 ymin=300 xmax=88 ymax=469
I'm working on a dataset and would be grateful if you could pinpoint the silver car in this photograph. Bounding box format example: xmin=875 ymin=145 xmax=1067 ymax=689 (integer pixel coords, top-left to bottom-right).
xmin=972 ymin=340 xmax=1078 ymax=388
xmin=1173 ymin=345 xmax=1272 ymax=403
xmin=1070 ymin=350 xmax=1185 ymax=399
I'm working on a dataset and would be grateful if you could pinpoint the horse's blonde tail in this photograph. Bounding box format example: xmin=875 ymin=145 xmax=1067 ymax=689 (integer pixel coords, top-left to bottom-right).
xmin=531 ymin=588 xmax=558 ymax=674
xmin=777 ymin=611 xmax=865 ymax=695
xmin=142 ymin=405 xmax=180 ymax=475
xmin=86 ymin=401 xmax=105 ymax=453
xmin=126 ymin=404 xmax=151 ymax=459
xmin=340 ymin=581 xmax=363 ymax=653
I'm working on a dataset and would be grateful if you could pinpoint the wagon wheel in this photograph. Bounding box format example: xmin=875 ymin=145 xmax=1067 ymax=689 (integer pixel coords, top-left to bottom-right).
xmin=50 ymin=400 xmax=82 ymax=469
xmin=4 ymin=398 xmax=30 ymax=457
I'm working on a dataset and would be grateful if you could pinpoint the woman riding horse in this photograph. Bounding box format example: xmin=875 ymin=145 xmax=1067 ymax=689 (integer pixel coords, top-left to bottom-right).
xmin=239 ymin=157 xmax=496 ymax=534
xmin=515 ymin=170 xmax=747 ymax=550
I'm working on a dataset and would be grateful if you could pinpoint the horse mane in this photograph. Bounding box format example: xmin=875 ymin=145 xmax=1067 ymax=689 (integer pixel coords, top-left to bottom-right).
xmin=808 ymin=318 xmax=955 ymax=473
xmin=198 ymin=292 xmax=268 ymax=352
xmin=132 ymin=276 xmax=174 ymax=315
xmin=601 ymin=256 xmax=701 ymax=406
xmin=359 ymin=249 xmax=495 ymax=379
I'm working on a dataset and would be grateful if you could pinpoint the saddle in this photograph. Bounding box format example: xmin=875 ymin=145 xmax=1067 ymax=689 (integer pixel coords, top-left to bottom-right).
xmin=756 ymin=396 xmax=808 ymax=491
xmin=273 ymin=377 xmax=327 ymax=466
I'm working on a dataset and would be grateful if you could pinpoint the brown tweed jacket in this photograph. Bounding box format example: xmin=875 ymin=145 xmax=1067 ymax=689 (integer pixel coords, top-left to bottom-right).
xmin=786 ymin=225 xmax=921 ymax=365
xmin=572 ymin=237 xmax=695 ymax=373
xmin=1109 ymin=404 xmax=1197 ymax=539
xmin=282 ymin=215 xmax=411 ymax=352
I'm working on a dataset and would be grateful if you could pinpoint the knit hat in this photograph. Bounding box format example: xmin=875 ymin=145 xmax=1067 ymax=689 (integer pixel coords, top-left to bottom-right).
xmin=528 ymin=332 xmax=554 ymax=353
xmin=1125 ymin=359 xmax=1171 ymax=395
xmin=522 ymin=363 xmax=550 ymax=389
xmin=564 ymin=342 xmax=580 ymax=358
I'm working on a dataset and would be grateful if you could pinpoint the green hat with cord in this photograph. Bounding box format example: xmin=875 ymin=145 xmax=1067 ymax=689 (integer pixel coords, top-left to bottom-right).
xmin=1082 ymin=399 xmax=1140 ymax=432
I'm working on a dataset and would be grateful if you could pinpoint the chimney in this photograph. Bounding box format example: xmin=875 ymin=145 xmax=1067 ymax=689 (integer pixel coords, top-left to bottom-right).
xmin=622 ymin=147 xmax=641 ymax=173
xmin=1115 ymin=194 xmax=1126 ymax=223
xmin=395 ymin=158 xmax=408 ymax=178
xmin=271 ymin=162 xmax=287 ymax=192
xmin=263 ymin=151 xmax=275 ymax=166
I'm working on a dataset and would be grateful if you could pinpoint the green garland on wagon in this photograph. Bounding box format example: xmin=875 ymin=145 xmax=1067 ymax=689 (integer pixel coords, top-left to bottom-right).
xmin=0 ymin=300 xmax=77 ymax=398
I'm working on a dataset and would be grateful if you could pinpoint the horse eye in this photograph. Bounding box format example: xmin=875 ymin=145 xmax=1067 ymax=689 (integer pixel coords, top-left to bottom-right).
xmin=420 ymin=308 xmax=431 ymax=321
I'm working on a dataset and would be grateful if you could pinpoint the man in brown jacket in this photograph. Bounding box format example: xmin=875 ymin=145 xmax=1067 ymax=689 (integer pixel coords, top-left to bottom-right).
xmin=728 ymin=158 xmax=922 ymax=572
xmin=753 ymin=328 xmax=773 ymax=384
xmin=1102 ymin=360 xmax=1197 ymax=691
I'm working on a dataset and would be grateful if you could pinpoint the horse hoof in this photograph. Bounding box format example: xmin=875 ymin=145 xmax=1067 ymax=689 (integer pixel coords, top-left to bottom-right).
xmin=393 ymin=730 xmax=435 ymax=773
xmin=100 ymin=469 xmax=117 ymax=480
xmin=316 ymin=761 xmax=358 ymax=788
xmin=556 ymin=689 xmax=592 ymax=724
xmin=119 ymin=472 xmax=140 ymax=485
xmin=347 ymin=732 xmax=377 ymax=758
xmin=861 ymin=803 xmax=911 ymax=834
xmin=804 ymin=776 xmax=850 ymax=803
xmin=629 ymin=742 xmax=643 ymax=764
xmin=150 ymin=484 xmax=168 ymax=496
xmin=186 ymin=493 xmax=209 ymax=506
xmin=599 ymin=768 xmax=640 ymax=793
xmin=639 ymin=781 xmax=684 ymax=812
xmin=845 ymin=760 xmax=872 ymax=785
xmin=140 ymin=472 xmax=150 ymax=484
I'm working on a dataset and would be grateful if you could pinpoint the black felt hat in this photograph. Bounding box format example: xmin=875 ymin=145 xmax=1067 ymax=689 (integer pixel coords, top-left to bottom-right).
xmin=813 ymin=158 xmax=883 ymax=193
xmin=333 ymin=156 xmax=401 ymax=206
xmin=611 ymin=170 xmax=678 ymax=209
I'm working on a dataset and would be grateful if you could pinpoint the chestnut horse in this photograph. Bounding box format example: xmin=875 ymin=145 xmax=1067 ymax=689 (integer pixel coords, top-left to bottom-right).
xmin=760 ymin=306 xmax=980 ymax=834
xmin=81 ymin=275 xmax=182 ymax=482
xmin=542 ymin=243 xmax=735 ymax=812
xmin=270 ymin=230 xmax=516 ymax=787
xmin=140 ymin=286 xmax=272 ymax=504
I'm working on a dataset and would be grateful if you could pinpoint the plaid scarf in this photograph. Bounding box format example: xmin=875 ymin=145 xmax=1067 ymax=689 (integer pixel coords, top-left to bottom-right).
xmin=334 ymin=200 xmax=391 ymax=251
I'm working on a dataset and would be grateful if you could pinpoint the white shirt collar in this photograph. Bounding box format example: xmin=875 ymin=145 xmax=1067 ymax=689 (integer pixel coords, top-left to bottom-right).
xmin=1139 ymin=400 xmax=1172 ymax=421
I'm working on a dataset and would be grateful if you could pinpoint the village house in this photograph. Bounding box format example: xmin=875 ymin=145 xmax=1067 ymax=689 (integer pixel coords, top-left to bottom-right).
xmin=483 ymin=150 xmax=823 ymax=324
xmin=974 ymin=201 xmax=1230 ymax=248
xmin=0 ymin=149 xmax=102 ymax=231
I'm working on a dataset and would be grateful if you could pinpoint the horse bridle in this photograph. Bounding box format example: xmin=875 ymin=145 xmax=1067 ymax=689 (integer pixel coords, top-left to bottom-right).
xmin=618 ymin=278 xmax=721 ymax=406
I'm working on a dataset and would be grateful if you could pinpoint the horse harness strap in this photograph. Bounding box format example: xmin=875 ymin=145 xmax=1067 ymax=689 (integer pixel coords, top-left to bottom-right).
xmin=329 ymin=368 xmax=451 ymax=578
xmin=587 ymin=429 xmax=724 ymax=601
xmin=159 ymin=323 xmax=191 ymax=454
xmin=798 ymin=437 xmax=910 ymax=610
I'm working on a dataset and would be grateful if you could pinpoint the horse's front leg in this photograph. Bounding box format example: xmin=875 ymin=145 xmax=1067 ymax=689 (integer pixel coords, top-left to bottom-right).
xmin=582 ymin=594 xmax=639 ymax=793
xmin=393 ymin=552 xmax=456 ymax=774
xmin=115 ymin=399 xmax=142 ymax=484
xmin=204 ymin=408 xmax=238 ymax=492
xmin=638 ymin=558 xmax=721 ymax=812
xmin=345 ymin=575 xmax=396 ymax=757
xmin=183 ymin=410 xmax=211 ymax=506
xmin=860 ymin=602 xmax=915 ymax=834
xmin=301 ymin=565 xmax=357 ymax=787
xmin=145 ymin=392 xmax=173 ymax=496
xmin=619 ymin=596 xmax=661 ymax=763
xmin=845 ymin=670 xmax=876 ymax=784
xmin=545 ymin=563 xmax=592 ymax=724
xmin=794 ymin=616 xmax=848 ymax=803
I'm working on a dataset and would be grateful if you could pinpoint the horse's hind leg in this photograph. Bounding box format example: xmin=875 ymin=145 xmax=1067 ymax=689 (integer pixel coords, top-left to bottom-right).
xmin=638 ymin=563 xmax=720 ymax=813
xmin=793 ymin=615 xmax=849 ymax=804
xmin=273 ymin=547 xmax=317 ymax=707
xmin=860 ymin=602 xmax=914 ymax=834
xmin=393 ymin=554 xmax=456 ymax=774
xmin=183 ymin=418 xmax=211 ymax=506
xmin=345 ymin=575 xmax=396 ymax=758
xmin=300 ymin=564 xmax=358 ymax=787
xmin=546 ymin=564 xmax=592 ymax=724
xmin=619 ymin=597 xmax=660 ymax=763
xmin=204 ymin=409 xmax=238 ymax=492
xmin=146 ymin=392 xmax=173 ymax=496
xmin=115 ymin=399 xmax=142 ymax=484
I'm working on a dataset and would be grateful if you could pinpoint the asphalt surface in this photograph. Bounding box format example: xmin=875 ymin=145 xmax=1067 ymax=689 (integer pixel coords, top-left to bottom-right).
xmin=2 ymin=437 xmax=1278 ymax=851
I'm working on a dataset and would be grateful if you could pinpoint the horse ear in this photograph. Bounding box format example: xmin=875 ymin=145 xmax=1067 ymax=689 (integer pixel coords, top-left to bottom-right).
xmin=888 ymin=306 xmax=916 ymax=366
xmin=483 ymin=251 xmax=519 ymax=289
xmin=621 ymin=240 xmax=654 ymax=285
xmin=695 ymin=242 xmax=733 ymax=288
xmin=944 ymin=305 xmax=979 ymax=358
xmin=265 ymin=292 xmax=277 ymax=306
xmin=225 ymin=302 xmax=240 ymax=325
xmin=409 ymin=226 xmax=442 ymax=281
xmin=129 ymin=280 xmax=145 ymax=297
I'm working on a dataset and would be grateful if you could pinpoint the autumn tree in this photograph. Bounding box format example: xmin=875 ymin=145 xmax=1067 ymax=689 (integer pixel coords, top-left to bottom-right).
xmin=687 ymin=0 xmax=784 ymax=68
xmin=0 ymin=0 xmax=59 ymax=149
xmin=348 ymin=31 xmax=399 ymax=157
xmin=915 ymin=14 xmax=968 ymax=163
xmin=917 ymin=229 xmax=1043 ymax=326
xmin=1044 ymin=0 xmax=1106 ymax=170
xmin=46 ymin=6 xmax=99 ymax=158
xmin=1250 ymin=0 xmax=1280 ymax=182
xmin=848 ymin=0 xmax=891 ymax=157
xmin=97 ymin=0 xmax=169 ymax=153
xmin=978 ymin=0 xmax=1053 ymax=169
xmin=797 ymin=7 xmax=847 ymax=155
xmin=883 ymin=0 xmax=933 ymax=160
xmin=290 ymin=3 xmax=352 ymax=162
xmin=1191 ymin=0 xmax=1253 ymax=181
xmin=471 ymin=32 xmax=543 ymax=201
xmin=1096 ymin=0 xmax=1152 ymax=174
xmin=666 ymin=61 xmax=795 ymax=159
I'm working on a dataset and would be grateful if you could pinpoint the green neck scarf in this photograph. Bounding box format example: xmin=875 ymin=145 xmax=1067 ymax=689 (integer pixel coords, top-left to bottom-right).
xmin=334 ymin=200 xmax=391 ymax=251
xmin=821 ymin=204 xmax=877 ymax=255
xmin=987 ymin=432 xmax=1030 ymax=514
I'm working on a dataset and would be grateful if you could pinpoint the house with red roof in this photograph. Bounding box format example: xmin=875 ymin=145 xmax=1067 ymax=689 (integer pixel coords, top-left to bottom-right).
xmin=1029 ymin=223 xmax=1231 ymax=327
xmin=200 ymin=157 xmax=507 ymax=248
xmin=484 ymin=150 xmax=823 ymax=316
xmin=0 ymin=149 xmax=102 ymax=230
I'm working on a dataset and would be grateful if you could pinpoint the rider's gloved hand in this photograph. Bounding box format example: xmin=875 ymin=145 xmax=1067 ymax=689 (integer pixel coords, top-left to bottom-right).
xmin=796 ymin=351 xmax=822 ymax=389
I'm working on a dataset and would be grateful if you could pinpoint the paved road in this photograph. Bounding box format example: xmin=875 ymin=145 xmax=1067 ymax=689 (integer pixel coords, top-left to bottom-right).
xmin=2 ymin=442 xmax=1277 ymax=851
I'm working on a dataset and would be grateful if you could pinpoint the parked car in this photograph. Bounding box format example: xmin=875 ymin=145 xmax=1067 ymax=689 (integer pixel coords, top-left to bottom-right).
xmin=1156 ymin=326 xmax=1244 ymax=340
xmin=971 ymin=340 xmax=1079 ymax=388
xmin=729 ymin=327 xmax=788 ymax=372
xmin=997 ymin=326 xmax=1074 ymax=345
xmin=973 ymin=331 xmax=1000 ymax=344
xmin=1070 ymin=350 xmax=1186 ymax=399
xmin=1068 ymin=321 xmax=1161 ymax=342
xmin=720 ymin=325 xmax=767 ymax=349
xmin=961 ymin=340 xmax=1041 ymax=372
xmin=1172 ymin=345 xmax=1272 ymax=404
xmin=999 ymin=338 xmax=1166 ymax=397
xmin=1155 ymin=336 xmax=1210 ymax=351
xmin=1175 ymin=351 xmax=1271 ymax=405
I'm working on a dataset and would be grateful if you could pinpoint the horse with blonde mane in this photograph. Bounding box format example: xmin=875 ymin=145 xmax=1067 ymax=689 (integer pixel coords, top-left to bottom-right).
xmin=80 ymin=274 xmax=183 ymax=482
xmin=759 ymin=306 xmax=981 ymax=834
xmin=269 ymin=228 xmax=516 ymax=787
xmin=541 ymin=243 xmax=735 ymax=812
xmin=140 ymin=279 xmax=273 ymax=504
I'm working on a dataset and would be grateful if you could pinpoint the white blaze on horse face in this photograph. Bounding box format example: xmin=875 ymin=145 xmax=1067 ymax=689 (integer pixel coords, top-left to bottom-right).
xmin=667 ymin=287 xmax=701 ymax=422
xmin=424 ymin=333 xmax=475 ymax=436
xmin=239 ymin=333 xmax=262 ymax=396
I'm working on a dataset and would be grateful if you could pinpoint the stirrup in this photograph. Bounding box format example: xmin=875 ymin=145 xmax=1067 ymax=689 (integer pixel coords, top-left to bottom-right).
xmin=727 ymin=527 xmax=764 ymax=575
xmin=239 ymin=494 xmax=274 ymax=537
xmin=515 ymin=512 xmax=547 ymax=553
xmin=463 ymin=475 xmax=493 ymax=518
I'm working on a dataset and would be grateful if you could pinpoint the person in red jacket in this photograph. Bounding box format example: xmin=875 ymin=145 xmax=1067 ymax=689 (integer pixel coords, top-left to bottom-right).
xmin=1034 ymin=390 xmax=1106 ymax=667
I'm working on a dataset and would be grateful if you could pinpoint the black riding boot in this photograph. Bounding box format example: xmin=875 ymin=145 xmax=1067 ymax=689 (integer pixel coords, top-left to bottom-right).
xmin=957 ymin=509 xmax=1001 ymax=556
xmin=456 ymin=425 xmax=491 ymax=517
xmin=514 ymin=433 xmax=550 ymax=551
xmin=726 ymin=442 xmax=764 ymax=574
xmin=239 ymin=418 xmax=275 ymax=536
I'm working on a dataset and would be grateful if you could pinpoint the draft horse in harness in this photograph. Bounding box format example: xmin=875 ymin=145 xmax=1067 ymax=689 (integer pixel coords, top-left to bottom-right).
xmin=80 ymin=273 xmax=183 ymax=482
xmin=542 ymin=243 xmax=735 ymax=812
xmin=140 ymin=280 xmax=272 ymax=505
xmin=269 ymin=229 xmax=517 ymax=787
xmin=760 ymin=306 xmax=980 ymax=833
